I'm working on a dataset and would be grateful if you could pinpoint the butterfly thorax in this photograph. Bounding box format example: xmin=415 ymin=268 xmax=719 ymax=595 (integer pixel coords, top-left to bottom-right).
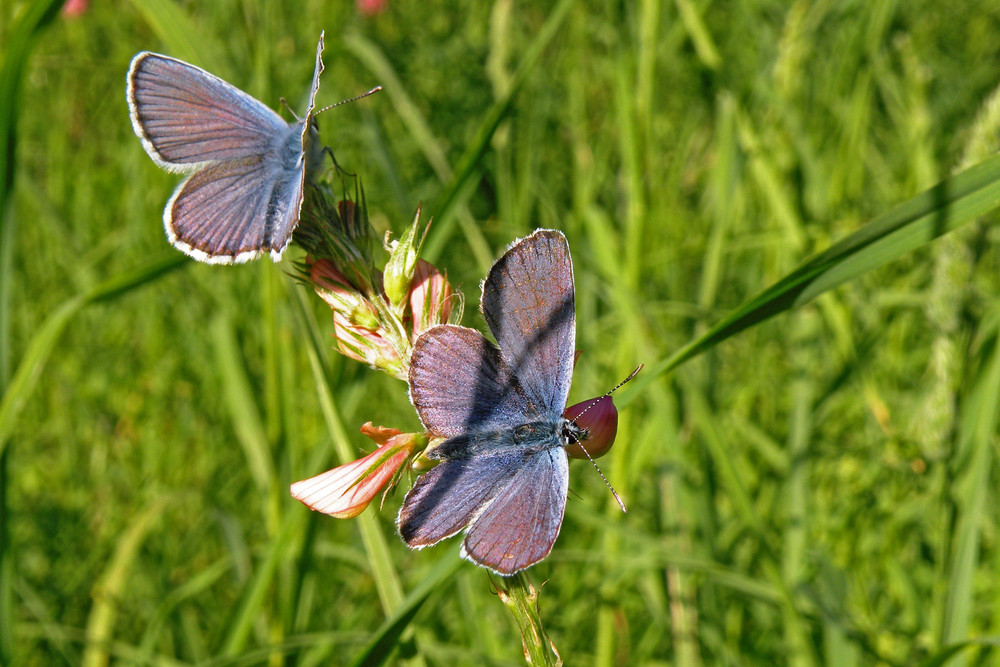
xmin=277 ymin=122 xmax=321 ymax=175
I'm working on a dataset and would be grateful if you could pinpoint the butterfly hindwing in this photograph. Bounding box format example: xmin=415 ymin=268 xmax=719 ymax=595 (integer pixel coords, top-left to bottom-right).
xmin=462 ymin=445 xmax=569 ymax=575
xmin=165 ymin=157 xmax=304 ymax=263
xmin=398 ymin=446 xmax=537 ymax=548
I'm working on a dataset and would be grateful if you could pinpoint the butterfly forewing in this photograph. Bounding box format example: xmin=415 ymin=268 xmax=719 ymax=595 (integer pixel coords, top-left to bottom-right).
xmin=482 ymin=230 xmax=575 ymax=419
xmin=128 ymin=54 xmax=289 ymax=169
xmin=409 ymin=325 xmax=537 ymax=438
xmin=299 ymin=34 xmax=325 ymax=151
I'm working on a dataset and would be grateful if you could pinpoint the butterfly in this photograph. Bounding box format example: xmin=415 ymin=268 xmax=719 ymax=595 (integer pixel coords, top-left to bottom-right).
xmin=126 ymin=33 xmax=327 ymax=264
xmin=398 ymin=229 xmax=582 ymax=575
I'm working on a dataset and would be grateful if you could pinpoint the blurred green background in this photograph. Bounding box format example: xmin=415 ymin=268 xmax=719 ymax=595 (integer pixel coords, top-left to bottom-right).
xmin=4 ymin=0 xmax=1000 ymax=664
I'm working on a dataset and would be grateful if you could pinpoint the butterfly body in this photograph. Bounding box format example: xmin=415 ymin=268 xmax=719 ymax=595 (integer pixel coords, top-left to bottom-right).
xmin=399 ymin=230 xmax=579 ymax=575
xmin=126 ymin=34 xmax=327 ymax=264
xmin=427 ymin=419 xmax=584 ymax=461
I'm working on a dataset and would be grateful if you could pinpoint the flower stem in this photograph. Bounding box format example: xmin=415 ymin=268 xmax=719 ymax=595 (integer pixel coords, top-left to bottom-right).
xmin=495 ymin=572 xmax=562 ymax=666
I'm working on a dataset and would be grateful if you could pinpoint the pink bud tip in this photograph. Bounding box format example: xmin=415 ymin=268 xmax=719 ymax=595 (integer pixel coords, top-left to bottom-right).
xmin=564 ymin=396 xmax=618 ymax=459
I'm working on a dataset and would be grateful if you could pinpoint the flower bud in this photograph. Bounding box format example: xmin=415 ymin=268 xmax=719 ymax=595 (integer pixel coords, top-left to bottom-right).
xmin=564 ymin=396 xmax=618 ymax=459
xmin=311 ymin=259 xmax=377 ymax=320
xmin=383 ymin=206 xmax=426 ymax=310
xmin=332 ymin=312 xmax=407 ymax=380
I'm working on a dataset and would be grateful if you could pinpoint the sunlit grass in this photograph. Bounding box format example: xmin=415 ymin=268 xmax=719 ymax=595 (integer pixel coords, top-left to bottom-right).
xmin=4 ymin=1 xmax=1000 ymax=665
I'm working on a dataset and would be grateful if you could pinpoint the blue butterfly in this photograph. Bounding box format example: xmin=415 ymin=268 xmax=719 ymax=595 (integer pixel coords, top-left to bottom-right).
xmin=126 ymin=34 xmax=326 ymax=264
xmin=399 ymin=229 xmax=582 ymax=575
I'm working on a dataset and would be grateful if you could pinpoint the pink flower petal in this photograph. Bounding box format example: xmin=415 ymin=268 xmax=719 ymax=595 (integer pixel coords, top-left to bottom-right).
xmin=291 ymin=440 xmax=413 ymax=518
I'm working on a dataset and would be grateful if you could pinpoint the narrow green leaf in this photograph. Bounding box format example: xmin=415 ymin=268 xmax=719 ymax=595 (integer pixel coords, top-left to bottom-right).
xmin=210 ymin=315 xmax=275 ymax=495
xmin=126 ymin=0 xmax=225 ymax=71
xmin=940 ymin=322 xmax=1000 ymax=650
xmin=136 ymin=557 xmax=233 ymax=663
xmin=82 ymin=500 xmax=170 ymax=667
xmin=673 ymin=0 xmax=721 ymax=70
xmin=916 ymin=637 xmax=1000 ymax=667
xmin=0 ymin=0 xmax=65 ymax=228
xmin=219 ymin=508 xmax=306 ymax=657
xmin=623 ymin=151 xmax=1000 ymax=404
xmin=343 ymin=33 xmax=494 ymax=274
xmin=0 ymin=255 xmax=186 ymax=460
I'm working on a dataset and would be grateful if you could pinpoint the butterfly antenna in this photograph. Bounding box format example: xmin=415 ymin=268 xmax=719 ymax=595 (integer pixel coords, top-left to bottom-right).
xmin=572 ymin=435 xmax=628 ymax=513
xmin=570 ymin=364 xmax=643 ymax=424
xmin=568 ymin=364 xmax=643 ymax=514
xmin=315 ymin=86 xmax=383 ymax=116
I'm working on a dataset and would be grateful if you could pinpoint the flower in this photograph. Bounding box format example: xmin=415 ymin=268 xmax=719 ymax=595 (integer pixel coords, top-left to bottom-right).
xmin=311 ymin=259 xmax=380 ymax=327
xmin=295 ymin=181 xmax=377 ymax=295
xmin=332 ymin=311 xmax=408 ymax=379
xmin=564 ymin=396 xmax=618 ymax=459
xmin=290 ymin=424 xmax=427 ymax=518
xmin=297 ymin=184 xmax=460 ymax=381
xmin=62 ymin=0 xmax=89 ymax=16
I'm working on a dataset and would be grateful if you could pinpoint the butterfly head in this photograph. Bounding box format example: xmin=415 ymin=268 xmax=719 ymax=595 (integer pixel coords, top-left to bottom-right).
xmin=560 ymin=418 xmax=588 ymax=449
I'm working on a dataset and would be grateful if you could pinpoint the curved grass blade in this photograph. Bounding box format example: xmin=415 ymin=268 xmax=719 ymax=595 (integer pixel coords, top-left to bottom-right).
xmin=622 ymin=152 xmax=1000 ymax=405
xmin=126 ymin=0 xmax=225 ymax=72
xmin=210 ymin=315 xmax=274 ymax=496
xmin=940 ymin=320 xmax=1000 ymax=650
xmin=916 ymin=637 xmax=1000 ymax=667
xmin=342 ymin=34 xmax=493 ymax=275
xmin=82 ymin=499 xmax=170 ymax=667
xmin=348 ymin=551 xmax=463 ymax=667
xmin=219 ymin=504 xmax=308 ymax=657
xmin=418 ymin=0 xmax=575 ymax=264
xmin=0 ymin=0 xmax=64 ymax=226
xmin=0 ymin=255 xmax=186 ymax=460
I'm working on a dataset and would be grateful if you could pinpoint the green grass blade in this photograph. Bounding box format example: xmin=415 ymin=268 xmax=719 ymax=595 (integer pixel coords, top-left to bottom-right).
xmin=0 ymin=0 xmax=64 ymax=228
xmin=342 ymin=34 xmax=494 ymax=274
xmin=0 ymin=20 xmax=65 ymax=661
xmin=623 ymin=152 xmax=1000 ymax=404
xmin=940 ymin=321 xmax=1000 ymax=651
xmin=218 ymin=509 xmax=306 ymax=657
xmin=82 ymin=499 xmax=170 ymax=667
xmin=916 ymin=638 xmax=1000 ymax=667
xmin=126 ymin=0 xmax=225 ymax=70
xmin=421 ymin=0 xmax=575 ymax=264
xmin=135 ymin=557 xmax=233 ymax=664
xmin=673 ymin=0 xmax=721 ymax=70
xmin=210 ymin=315 xmax=275 ymax=496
